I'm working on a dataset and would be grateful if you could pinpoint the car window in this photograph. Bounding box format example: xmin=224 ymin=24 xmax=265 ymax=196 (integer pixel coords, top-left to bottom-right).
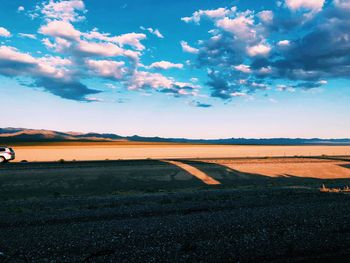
xmin=0 ymin=148 xmax=5 ymax=152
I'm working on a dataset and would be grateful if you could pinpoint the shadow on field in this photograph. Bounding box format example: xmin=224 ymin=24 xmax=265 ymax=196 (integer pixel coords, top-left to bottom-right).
xmin=340 ymin=164 xmax=350 ymax=170
xmin=2 ymin=159 xmax=350 ymax=200
xmin=0 ymin=160 xmax=203 ymax=200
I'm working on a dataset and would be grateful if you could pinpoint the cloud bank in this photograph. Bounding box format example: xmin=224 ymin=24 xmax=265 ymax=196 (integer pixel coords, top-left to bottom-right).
xmin=0 ymin=0 xmax=199 ymax=102
xmin=0 ymin=0 xmax=349 ymax=105
xmin=180 ymin=0 xmax=349 ymax=100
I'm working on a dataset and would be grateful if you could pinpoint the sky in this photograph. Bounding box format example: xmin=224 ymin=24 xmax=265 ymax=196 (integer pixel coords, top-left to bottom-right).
xmin=0 ymin=0 xmax=350 ymax=139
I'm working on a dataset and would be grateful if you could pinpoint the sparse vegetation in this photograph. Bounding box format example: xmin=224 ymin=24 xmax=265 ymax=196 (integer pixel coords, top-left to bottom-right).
xmin=320 ymin=184 xmax=350 ymax=193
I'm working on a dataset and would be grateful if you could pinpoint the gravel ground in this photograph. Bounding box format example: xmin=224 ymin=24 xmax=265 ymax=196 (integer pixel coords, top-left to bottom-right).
xmin=1 ymin=188 xmax=350 ymax=262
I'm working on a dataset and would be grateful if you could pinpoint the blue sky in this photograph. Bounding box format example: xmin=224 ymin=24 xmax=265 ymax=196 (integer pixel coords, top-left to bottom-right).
xmin=0 ymin=0 xmax=349 ymax=138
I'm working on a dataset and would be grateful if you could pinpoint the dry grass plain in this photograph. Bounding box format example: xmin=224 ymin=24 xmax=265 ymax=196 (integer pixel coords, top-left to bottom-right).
xmin=1 ymin=157 xmax=350 ymax=201
xmin=2 ymin=157 xmax=350 ymax=262
xmin=9 ymin=142 xmax=350 ymax=162
xmin=201 ymin=158 xmax=350 ymax=179
xmin=2 ymin=157 xmax=350 ymax=261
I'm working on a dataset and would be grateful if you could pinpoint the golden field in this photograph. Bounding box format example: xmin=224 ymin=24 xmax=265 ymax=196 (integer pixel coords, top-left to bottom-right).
xmin=10 ymin=142 xmax=350 ymax=162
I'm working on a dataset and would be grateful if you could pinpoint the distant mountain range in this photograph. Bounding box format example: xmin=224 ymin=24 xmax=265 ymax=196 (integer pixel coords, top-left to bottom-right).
xmin=0 ymin=127 xmax=350 ymax=145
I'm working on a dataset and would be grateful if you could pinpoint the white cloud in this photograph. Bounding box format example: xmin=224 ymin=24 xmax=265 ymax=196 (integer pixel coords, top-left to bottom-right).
xmin=83 ymin=29 xmax=147 ymax=50
xmin=39 ymin=21 xmax=81 ymax=40
xmin=149 ymin=61 xmax=183 ymax=70
xmin=42 ymin=38 xmax=56 ymax=49
xmin=285 ymin=0 xmax=325 ymax=13
xmin=152 ymin=29 xmax=163 ymax=39
xmin=38 ymin=56 xmax=72 ymax=67
xmin=258 ymin=10 xmax=274 ymax=24
xmin=180 ymin=41 xmax=199 ymax=54
xmin=128 ymin=71 xmax=173 ymax=90
xmin=18 ymin=6 xmax=25 ymax=12
xmin=0 ymin=46 xmax=36 ymax=64
xmin=18 ymin=33 xmax=37 ymax=39
xmin=41 ymin=0 xmax=86 ymax=22
xmin=40 ymin=23 xmax=141 ymax=61
xmin=113 ymin=33 xmax=147 ymax=51
xmin=42 ymin=37 xmax=72 ymax=52
xmin=128 ymin=71 xmax=199 ymax=96
xmin=77 ymin=40 xmax=125 ymax=57
xmin=174 ymin=81 xmax=200 ymax=89
xmin=181 ymin=17 xmax=192 ymax=23
xmin=277 ymin=40 xmax=290 ymax=47
xmin=140 ymin=27 xmax=164 ymax=38
xmin=234 ymin=64 xmax=251 ymax=73
xmin=246 ymin=43 xmax=271 ymax=57
xmin=181 ymin=7 xmax=236 ymax=24
xmin=216 ymin=13 xmax=256 ymax=40
xmin=0 ymin=27 xmax=11 ymax=38
xmin=0 ymin=46 xmax=71 ymax=80
xmin=86 ymin=59 xmax=125 ymax=79
xmin=82 ymin=29 xmax=110 ymax=41
xmin=36 ymin=56 xmax=72 ymax=79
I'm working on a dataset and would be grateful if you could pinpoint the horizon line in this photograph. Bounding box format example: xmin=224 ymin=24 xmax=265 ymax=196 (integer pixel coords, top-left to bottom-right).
xmin=1 ymin=127 xmax=350 ymax=141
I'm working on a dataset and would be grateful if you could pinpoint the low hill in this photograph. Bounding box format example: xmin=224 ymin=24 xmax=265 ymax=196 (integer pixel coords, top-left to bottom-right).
xmin=0 ymin=128 xmax=350 ymax=145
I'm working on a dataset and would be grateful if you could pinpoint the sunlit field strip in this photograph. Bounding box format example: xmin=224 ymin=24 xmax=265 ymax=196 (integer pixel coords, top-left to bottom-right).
xmin=162 ymin=160 xmax=221 ymax=185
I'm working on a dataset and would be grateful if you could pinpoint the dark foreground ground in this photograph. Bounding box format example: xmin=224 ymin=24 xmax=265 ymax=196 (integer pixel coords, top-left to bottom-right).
xmin=1 ymin=158 xmax=350 ymax=262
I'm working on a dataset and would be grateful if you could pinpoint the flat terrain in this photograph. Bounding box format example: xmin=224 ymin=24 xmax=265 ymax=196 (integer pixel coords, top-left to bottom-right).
xmin=9 ymin=142 xmax=350 ymax=162
xmin=1 ymin=157 xmax=350 ymax=200
xmin=204 ymin=158 xmax=350 ymax=179
xmin=1 ymin=157 xmax=350 ymax=262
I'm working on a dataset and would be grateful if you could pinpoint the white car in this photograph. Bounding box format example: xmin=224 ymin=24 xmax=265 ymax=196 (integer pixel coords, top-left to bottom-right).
xmin=0 ymin=146 xmax=15 ymax=163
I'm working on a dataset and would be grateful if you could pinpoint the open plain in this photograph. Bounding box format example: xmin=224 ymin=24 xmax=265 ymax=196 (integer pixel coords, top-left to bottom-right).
xmin=9 ymin=142 xmax=350 ymax=162
xmin=1 ymin=156 xmax=350 ymax=262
